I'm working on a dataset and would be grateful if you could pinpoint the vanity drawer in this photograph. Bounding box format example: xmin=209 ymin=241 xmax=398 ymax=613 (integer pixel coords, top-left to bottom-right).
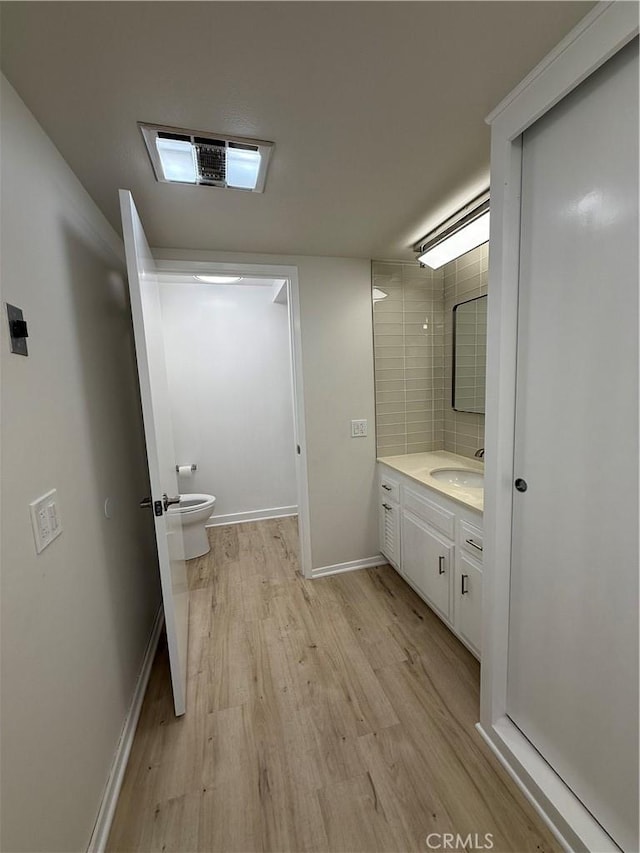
xmin=403 ymin=487 xmax=455 ymax=540
xmin=460 ymin=519 xmax=484 ymax=562
xmin=379 ymin=473 xmax=400 ymax=503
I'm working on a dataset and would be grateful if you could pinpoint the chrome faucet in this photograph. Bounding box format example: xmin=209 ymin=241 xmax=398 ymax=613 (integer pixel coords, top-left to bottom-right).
xmin=474 ymin=448 xmax=485 ymax=459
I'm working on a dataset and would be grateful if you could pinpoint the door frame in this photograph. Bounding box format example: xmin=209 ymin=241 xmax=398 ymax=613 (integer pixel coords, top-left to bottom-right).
xmin=479 ymin=3 xmax=638 ymax=850
xmin=155 ymin=258 xmax=313 ymax=579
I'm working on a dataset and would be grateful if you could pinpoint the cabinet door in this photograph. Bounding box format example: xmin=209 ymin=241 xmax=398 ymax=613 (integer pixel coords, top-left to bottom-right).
xmin=401 ymin=511 xmax=452 ymax=622
xmin=379 ymin=499 xmax=400 ymax=569
xmin=456 ymin=553 xmax=482 ymax=657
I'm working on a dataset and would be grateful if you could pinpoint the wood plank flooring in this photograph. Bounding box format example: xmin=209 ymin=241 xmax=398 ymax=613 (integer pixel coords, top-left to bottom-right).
xmin=107 ymin=517 xmax=559 ymax=853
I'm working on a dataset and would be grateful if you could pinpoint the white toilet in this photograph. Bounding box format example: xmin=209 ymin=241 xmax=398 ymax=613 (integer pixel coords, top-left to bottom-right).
xmin=172 ymin=493 xmax=216 ymax=560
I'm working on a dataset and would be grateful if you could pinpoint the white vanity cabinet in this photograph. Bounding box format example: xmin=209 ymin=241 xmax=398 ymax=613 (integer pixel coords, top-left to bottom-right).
xmin=378 ymin=472 xmax=401 ymax=570
xmin=378 ymin=462 xmax=483 ymax=658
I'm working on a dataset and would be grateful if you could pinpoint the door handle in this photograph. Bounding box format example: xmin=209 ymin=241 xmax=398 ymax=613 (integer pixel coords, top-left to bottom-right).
xmin=140 ymin=497 xmax=165 ymax=516
xmin=465 ymin=538 xmax=483 ymax=552
xmin=438 ymin=555 xmax=445 ymax=575
xmin=461 ymin=574 xmax=469 ymax=595
xmin=163 ymin=493 xmax=181 ymax=511
xmin=382 ymin=503 xmax=392 ymax=511
xmin=515 ymin=478 xmax=528 ymax=492
xmin=382 ymin=484 xmax=392 ymax=491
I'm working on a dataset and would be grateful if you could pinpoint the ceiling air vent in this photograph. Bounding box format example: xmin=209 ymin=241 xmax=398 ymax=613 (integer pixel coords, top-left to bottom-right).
xmin=193 ymin=138 xmax=226 ymax=185
xmin=139 ymin=123 xmax=274 ymax=193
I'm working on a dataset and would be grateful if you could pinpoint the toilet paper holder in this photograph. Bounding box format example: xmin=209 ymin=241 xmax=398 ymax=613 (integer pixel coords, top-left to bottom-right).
xmin=176 ymin=464 xmax=197 ymax=473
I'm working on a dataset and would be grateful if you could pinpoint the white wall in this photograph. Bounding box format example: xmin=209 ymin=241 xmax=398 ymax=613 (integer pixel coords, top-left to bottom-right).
xmin=159 ymin=281 xmax=297 ymax=521
xmin=155 ymin=250 xmax=379 ymax=571
xmin=0 ymin=76 xmax=161 ymax=852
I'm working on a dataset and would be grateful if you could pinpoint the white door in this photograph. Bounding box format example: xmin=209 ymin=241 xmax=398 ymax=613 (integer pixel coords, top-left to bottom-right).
xmin=120 ymin=190 xmax=189 ymax=716
xmin=507 ymin=40 xmax=638 ymax=851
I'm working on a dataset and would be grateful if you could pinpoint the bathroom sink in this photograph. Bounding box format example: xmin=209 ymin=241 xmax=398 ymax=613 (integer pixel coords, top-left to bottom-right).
xmin=429 ymin=468 xmax=484 ymax=489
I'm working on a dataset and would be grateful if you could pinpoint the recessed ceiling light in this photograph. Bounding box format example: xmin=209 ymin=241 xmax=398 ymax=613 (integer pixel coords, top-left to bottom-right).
xmin=226 ymin=147 xmax=262 ymax=190
xmin=139 ymin=123 xmax=273 ymax=193
xmin=155 ymin=137 xmax=197 ymax=184
xmin=194 ymin=275 xmax=243 ymax=284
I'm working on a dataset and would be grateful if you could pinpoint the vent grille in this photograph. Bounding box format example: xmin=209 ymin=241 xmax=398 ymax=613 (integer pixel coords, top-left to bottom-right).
xmin=194 ymin=142 xmax=226 ymax=185
xmin=384 ymin=512 xmax=395 ymax=550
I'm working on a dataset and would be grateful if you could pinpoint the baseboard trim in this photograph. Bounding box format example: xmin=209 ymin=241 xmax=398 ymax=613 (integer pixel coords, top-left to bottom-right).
xmin=475 ymin=719 xmax=619 ymax=853
xmin=205 ymin=506 xmax=298 ymax=527
xmin=87 ymin=607 xmax=164 ymax=853
xmin=311 ymin=554 xmax=388 ymax=579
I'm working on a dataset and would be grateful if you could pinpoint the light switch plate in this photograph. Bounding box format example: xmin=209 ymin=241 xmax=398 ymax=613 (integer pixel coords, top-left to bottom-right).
xmin=351 ymin=419 xmax=368 ymax=437
xmin=30 ymin=489 xmax=62 ymax=554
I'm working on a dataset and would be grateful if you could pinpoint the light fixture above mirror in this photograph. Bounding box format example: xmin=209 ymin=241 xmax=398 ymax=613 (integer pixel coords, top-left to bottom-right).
xmin=415 ymin=190 xmax=490 ymax=270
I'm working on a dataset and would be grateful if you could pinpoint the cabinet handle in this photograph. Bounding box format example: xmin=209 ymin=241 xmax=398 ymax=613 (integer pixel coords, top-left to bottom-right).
xmin=465 ymin=538 xmax=483 ymax=552
xmin=461 ymin=574 xmax=469 ymax=595
xmin=383 ymin=503 xmax=392 ymax=511
xmin=438 ymin=555 xmax=445 ymax=575
xmin=382 ymin=484 xmax=392 ymax=491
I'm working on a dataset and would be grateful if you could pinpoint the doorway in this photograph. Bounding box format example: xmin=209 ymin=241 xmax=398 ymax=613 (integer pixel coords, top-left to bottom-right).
xmin=154 ymin=258 xmax=312 ymax=581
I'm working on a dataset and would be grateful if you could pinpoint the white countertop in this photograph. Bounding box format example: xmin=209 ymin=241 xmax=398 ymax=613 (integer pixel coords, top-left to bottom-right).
xmin=377 ymin=450 xmax=484 ymax=513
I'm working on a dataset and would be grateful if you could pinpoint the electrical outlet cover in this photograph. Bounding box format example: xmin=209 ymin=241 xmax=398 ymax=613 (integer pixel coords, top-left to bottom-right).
xmin=29 ymin=489 xmax=62 ymax=553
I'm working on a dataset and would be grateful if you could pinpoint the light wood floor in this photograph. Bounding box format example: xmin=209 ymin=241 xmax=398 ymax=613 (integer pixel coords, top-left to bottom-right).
xmin=107 ymin=517 xmax=559 ymax=853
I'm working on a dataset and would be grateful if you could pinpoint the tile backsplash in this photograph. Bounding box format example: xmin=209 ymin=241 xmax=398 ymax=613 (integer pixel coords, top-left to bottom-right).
xmin=373 ymin=242 xmax=488 ymax=461
xmin=373 ymin=262 xmax=444 ymax=457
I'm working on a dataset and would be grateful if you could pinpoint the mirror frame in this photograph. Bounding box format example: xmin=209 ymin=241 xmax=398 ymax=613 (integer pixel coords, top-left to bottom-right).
xmin=452 ymin=293 xmax=487 ymax=414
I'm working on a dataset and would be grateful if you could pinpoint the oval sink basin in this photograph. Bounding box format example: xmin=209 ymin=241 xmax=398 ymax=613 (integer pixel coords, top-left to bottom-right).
xmin=430 ymin=468 xmax=484 ymax=489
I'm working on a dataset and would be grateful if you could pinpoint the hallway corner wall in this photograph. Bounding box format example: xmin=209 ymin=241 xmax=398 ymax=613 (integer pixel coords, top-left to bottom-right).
xmin=0 ymin=75 xmax=161 ymax=852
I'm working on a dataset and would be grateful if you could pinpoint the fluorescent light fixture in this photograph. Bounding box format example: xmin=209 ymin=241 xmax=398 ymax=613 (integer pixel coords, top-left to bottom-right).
xmin=194 ymin=275 xmax=242 ymax=284
xmin=418 ymin=211 xmax=490 ymax=269
xmin=372 ymin=287 xmax=388 ymax=301
xmin=139 ymin=123 xmax=274 ymax=192
xmin=155 ymin=137 xmax=197 ymax=183
xmin=415 ymin=190 xmax=490 ymax=270
xmin=226 ymin=147 xmax=262 ymax=190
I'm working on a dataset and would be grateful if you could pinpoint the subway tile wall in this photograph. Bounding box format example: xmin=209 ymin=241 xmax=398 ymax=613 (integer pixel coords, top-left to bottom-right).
xmin=372 ymin=262 xmax=445 ymax=457
xmin=373 ymin=242 xmax=488 ymax=460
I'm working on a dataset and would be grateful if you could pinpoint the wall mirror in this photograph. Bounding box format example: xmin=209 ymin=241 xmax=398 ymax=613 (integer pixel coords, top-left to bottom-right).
xmin=452 ymin=294 xmax=487 ymax=414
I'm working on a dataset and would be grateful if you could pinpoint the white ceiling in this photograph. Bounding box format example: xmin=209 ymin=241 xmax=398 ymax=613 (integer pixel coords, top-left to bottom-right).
xmin=0 ymin=1 xmax=594 ymax=260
